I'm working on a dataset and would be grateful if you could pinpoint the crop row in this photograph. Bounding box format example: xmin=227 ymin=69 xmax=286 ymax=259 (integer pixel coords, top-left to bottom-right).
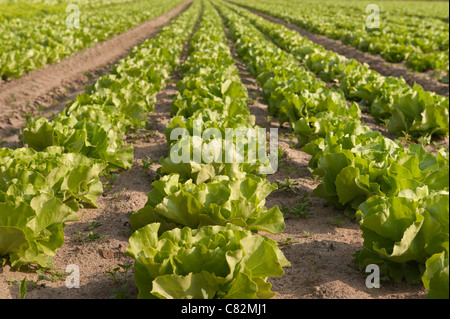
xmin=0 ymin=1 xmax=200 ymax=269
xmin=0 ymin=0 xmax=185 ymax=80
xmin=225 ymin=1 xmax=449 ymax=142
xmin=229 ymin=0 xmax=449 ymax=80
xmin=126 ymin=0 xmax=289 ymax=299
xmin=214 ymin=0 xmax=449 ymax=299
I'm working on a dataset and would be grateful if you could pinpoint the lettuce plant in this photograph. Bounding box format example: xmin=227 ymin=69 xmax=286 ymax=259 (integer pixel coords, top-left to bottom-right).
xmin=130 ymin=173 xmax=285 ymax=235
xmin=127 ymin=223 xmax=290 ymax=299
xmin=355 ymin=190 xmax=449 ymax=297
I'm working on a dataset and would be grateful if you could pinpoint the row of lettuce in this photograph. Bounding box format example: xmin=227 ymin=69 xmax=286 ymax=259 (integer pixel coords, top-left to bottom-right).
xmin=214 ymin=0 xmax=449 ymax=299
xmin=229 ymin=0 xmax=449 ymax=82
xmin=0 ymin=0 xmax=185 ymax=80
xmin=126 ymin=0 xmax=290 ymax=299
xmin=226 ymin=1 xmax=449 ymax=143
xmin=0 ymin=1 xmax=199 ymax=269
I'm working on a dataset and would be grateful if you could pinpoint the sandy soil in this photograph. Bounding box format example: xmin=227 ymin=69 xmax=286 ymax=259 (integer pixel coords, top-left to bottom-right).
xmin=0 ymin=2 xmax=432 ymax=300
xmin=235 ymin=3 xmax=449 ymax=97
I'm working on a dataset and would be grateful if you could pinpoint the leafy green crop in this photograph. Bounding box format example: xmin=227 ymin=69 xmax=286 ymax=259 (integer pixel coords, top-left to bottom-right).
xmin=224 ymin=1 xmax=449 ymax=140
xmin=422 ymin=252 xmax=449 ymax=299
xmin=355 ymin=191 xmax=449 ymax=286
xmin=23 ymin=0 xmax=201 ymax=171
xmin=229 ymin=0 xmax=449 ymax=77
xmin=131 ymin=0 xmax=283 ymax=236
xmin=0 ymin=146 xmax=106 ymax=267
xmin=162 ymin=110 xmax=273 ymax=183
xmin=214 ymin=0 xmax=449 ymax=298
xmin=130 ymin=173 xmax=284 ymax=234
xmin=127 ymin=0 xmax=288 ymax=299
xmin=0 ymin=0 xmax=185 ymax=80
xmin=303 ymin=132 xmax=449 ymax=216
xmin=127 ymin=223 xmax=290 ymax=299
xmin=0 ymin=146 xmax=105 ymax=209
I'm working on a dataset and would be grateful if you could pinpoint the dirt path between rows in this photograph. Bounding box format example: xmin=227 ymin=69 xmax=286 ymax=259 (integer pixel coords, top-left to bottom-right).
xmin=230 ymin=2 xmax=449 ymax=97
xmin=0 ymin=0 xmax=193 ymax=142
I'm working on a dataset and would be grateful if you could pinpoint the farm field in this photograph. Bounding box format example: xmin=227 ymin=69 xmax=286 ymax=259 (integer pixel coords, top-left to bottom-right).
xmin=0 ymin=0 xmax=186 ymax=80
xmin=230 ymin=0 xmax=450 ymax=83
xmin=0 ymin=0 xmax=448 ymax=303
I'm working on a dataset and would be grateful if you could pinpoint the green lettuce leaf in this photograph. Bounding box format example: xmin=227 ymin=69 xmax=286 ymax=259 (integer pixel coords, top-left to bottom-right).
xmin=126 ymin=223 xmax=290 ymax=299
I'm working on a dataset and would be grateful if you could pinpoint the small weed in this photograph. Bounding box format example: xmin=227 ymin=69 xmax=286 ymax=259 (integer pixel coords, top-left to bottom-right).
xmin=106 ymin=263 xmax=133 ymax=299
xmin=417 ymin=135 xmax=432 ymax=146
xmin=128 ymin=128 xmax=157 ymax=142
xmin=280 ymin=193 xmax=313 ymax=218
xmin=282 ymin=132 xmax=296 ymax=143
xmin=249 ymin=95 xmax=260 ymax=105
xmin=112 ymin=188 xmax=126 ymax=200
xmin=141 ymin=156 xmax=153 ymax=170
xmin=277 ymin=237 xmax=299 ymax=246
xmin=277 ymin=147 xmax=288 ymax=165
xmin=72 ymin=231 xmax=85 ymax=243
xmin=399 ymin=131 xmax=414 ymax=144
xmin=276 ymin=178 xmax=300 ymax=194
xmin=86 ymin=221 xmax=103 ymax=231
xmin=83 ymin=71 xmax=94 ymax=80
xmin=72 ymin=231 xmax=106 ymax=244
xmin=329 ymin=216 xmax=346 ymax=227
xmin=143 ymin=128 xmax=157 ymax=138
xmin=110 ymin=173 xmax=119 ymax=183
xmin=8 ymin=265 xmax=69 ymax=299
xmin=106 ymin=263 xmax=133 ymax=284
xmin=19 ymin=278 xmax=27 ymax=299
xmin=102 ymin=172 xmax=119 ymax=192
xmin=21 ymin=111 xmax=34 ymax=123
xmin=307 ymin=260 xmax=319 ymax=275
xmin=36 ymin=267 xmax=67 ymax=283
xmin=283 ymin=165 xmax=298 ymax=174
xmin=302 ymin=231 xmax=314 ymax=238
xmin=128 ymin=133 xmax=139 ymax=140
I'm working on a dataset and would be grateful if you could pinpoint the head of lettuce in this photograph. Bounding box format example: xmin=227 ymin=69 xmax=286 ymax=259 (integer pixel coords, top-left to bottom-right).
xmin=126 ymin=223 xmax=290 ymax=299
